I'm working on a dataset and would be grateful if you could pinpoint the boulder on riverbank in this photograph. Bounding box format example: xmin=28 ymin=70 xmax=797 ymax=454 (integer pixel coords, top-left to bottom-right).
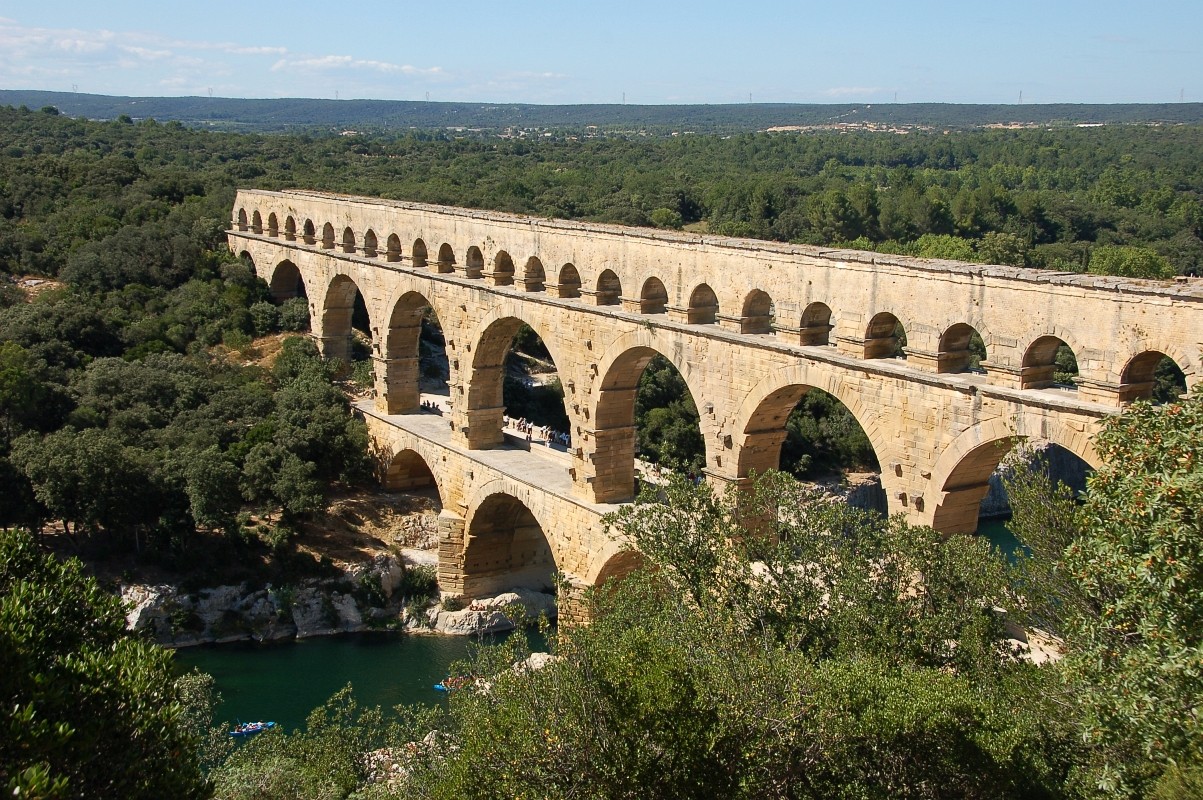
xmin=427 ymin=589 xmax=557 ymax=636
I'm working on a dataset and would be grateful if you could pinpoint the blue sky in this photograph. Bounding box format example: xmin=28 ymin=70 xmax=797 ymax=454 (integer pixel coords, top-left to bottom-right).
xmin=1 ymin=1 xmax=1199 ymax=105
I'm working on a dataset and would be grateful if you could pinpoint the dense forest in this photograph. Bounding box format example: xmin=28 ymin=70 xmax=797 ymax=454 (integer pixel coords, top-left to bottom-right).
xmin=3 ymin=90 xmax=1203 ymax=133
xmin=3 ymin=101 xmax=1201 ymax=540
xmin=2 ymin=101 xmax=1203 ymax=798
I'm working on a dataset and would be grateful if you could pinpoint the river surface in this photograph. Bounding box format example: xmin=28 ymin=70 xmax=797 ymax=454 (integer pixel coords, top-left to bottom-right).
xmin=174 ymin=631 xmax=537 ymax=732
xmin=176 ymin=521 xmax=1023 ymax=732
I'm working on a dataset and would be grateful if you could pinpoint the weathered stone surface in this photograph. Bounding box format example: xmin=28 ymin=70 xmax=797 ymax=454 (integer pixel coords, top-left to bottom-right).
xmin=230 ymin=190 xmax=1203 ymax=613
xmin=428 ymin=589 xmax=557 ymax=635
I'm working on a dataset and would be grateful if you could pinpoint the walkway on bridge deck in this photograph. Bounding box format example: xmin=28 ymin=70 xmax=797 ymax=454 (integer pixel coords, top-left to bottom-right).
xmin=354 ymin=393 xmax=621 ymax=515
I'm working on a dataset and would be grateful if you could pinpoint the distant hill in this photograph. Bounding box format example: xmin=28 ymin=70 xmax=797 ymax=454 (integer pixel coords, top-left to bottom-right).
xmin=2 ymin=90 xmax=1202 ymax=134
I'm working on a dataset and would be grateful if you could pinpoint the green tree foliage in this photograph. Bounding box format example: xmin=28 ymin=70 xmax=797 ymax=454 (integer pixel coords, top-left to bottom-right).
xmin=401 ymin=474 xmax=1073 ymax=799
xmin=0 ymin=529 xmax=207 ymax=798
xmin=1008 ymin=390 xmax=1203 ymax=795
xmin=1087 ymin=245 xmax=1175 ymax=279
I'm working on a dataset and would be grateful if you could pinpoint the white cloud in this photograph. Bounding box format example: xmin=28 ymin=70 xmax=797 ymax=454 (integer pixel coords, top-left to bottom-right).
xmin=270 ymin=54 xmax=441 ymax=76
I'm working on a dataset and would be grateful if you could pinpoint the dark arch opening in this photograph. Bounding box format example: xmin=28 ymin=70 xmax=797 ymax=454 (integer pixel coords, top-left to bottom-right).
xmin=741 ymin=289 xmax=774 ymax=334
xmin=934 ymin=439 xmax=1094 ymax=539
xmin=864 ymin=312 xmax=907 ymax=359
xmin=687 ymin=283 xmax=719 ymax=324
xmin=363 ymin=230 xmax=378 ymax=258
xmin=1121 ymin=351 xmax=1187 ymax=403
xmin=556 ymin=264 xmax=582 ymax=299
xmin=799 ymin=302 xmax=833 ymax=346
xmin=436 ymin=243 xmax=455 ymax=274
xmin=938 ymin=323 xmax=988 ymax=373
xmin=593 ymin=348 xmax=705 ymax=503
xmin=341 ymin=226 xmax=356 ymax=254
xmin=639 ymin=277 xmax=668 ymax=314
xmin=385 ymin=234 xmax=401 ymax=263
xmin=285 ymin=216 xmax=297 ymax=241
xmin=382 ymin=292 xmax=449 ymax=414
xmin=491 ymin=251 xmax=515 ymax=286
xmin=739 ymin=385 xmax=882 ymax=512
xmin=236 ymin=208 xmax=248 ymax=231
xmin=321 ymin=274 xmax=373 ymax=367
xmin=595 ymin=269 xmax=621 ymax=305
xmin=462 ymin=494 xmax=556 ymax=598
xmin=321 ymin=222 xmax=336 ymax=249
xmin=521 ymin=257 xmax=545 ymax=292
xmin=467 ymin=318 xmax=571 ymax=452
xmin=381 ymin=449 xmax=438 ymax=494
xmin=251 ymin=210 xmax=263 ymax=234
xmin=302 ymin=219 xmax=316 ymax=245
xmin=1022 ymin=336 xmax=1078 ymax=389
xmin=465 ymin=246 xmax=484 ymax=279
xmin=267 ymin=213 xmax=279 ymax=237
xmin=412 ymin=239 xmax=428 ymax=269
xmin=269 ymin=259 xmax=307 ymax=302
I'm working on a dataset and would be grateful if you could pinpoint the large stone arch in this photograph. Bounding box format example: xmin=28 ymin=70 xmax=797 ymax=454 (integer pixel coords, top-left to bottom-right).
xmin=586 ymin=548 xmax=644 ymax=586
xmin=380 ymin=447 xmax=443 ymax=501
xmin=590 ymin=329 xmax=715 ymax=503
xmin=375 ymin=287 xmax=453 ymax=415
xmin=318 ymin=273 xmax=371 ymax=364
xmin=1021 ymin=333 xmax=1081 ymax=390
xmin=730 ymin=363 xmax=892 ymax=489
xmin=461 ymin=486 xmax=559 ymax=598
xmin=269 ymin=259 xmax=306 ymax=301
xmin=927 ymin=414 xmax=1102 ymax=534
xmin=462 ymin=312 xmax=576 ymax=450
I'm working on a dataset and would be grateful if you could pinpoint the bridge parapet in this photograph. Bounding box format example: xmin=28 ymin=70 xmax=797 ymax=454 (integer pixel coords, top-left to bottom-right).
xmin=230 ymin=190 xmax=1203 ymax=598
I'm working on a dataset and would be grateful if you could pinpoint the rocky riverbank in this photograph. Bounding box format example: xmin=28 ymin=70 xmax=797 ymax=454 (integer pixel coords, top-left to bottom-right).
xmin=122 ymin=551 xmax=557 ymax=647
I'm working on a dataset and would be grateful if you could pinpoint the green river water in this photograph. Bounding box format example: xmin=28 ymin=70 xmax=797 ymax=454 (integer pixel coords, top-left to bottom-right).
xmin=175 ymin=521 xmax=1023 ymax=732
xmin=174 ymin=631 xmax=536 ymax=732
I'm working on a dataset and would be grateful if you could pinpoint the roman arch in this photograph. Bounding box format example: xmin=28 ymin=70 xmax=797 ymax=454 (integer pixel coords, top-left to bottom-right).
xmin=230 ymin=189 xmax=1203 ymax=607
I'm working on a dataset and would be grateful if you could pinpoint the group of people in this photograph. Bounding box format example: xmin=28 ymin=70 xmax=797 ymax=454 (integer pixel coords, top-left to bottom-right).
xmin=504 ymin=416 xmax=570 ymax=448
xmin=419 ymin=399 xmax=444 ymax=415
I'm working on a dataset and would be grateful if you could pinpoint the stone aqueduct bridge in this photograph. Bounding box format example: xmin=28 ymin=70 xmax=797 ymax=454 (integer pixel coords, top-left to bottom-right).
xmin=229 ymin=189 xmax=1203 ymax=610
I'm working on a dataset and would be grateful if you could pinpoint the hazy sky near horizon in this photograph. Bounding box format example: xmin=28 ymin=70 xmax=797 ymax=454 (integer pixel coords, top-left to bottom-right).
xmin=0 ymin=2 xmax=1199 ymax=105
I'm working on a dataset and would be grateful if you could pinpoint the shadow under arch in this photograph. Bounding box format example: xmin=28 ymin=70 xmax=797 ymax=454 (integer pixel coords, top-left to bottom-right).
xmin=269 ymin=259 xmax=307 ymax=301
xmin=462 ymin=489 xmax=558 ymax=598
xmin=379 ymin=447 xmax=443 ymax=502
xmin=320 ymin=273 xmax=372 ymax=364
xmin=378 ymin=288 xmax=451 ymax=414
xmin=463 ymin=314 xmax=574 ymax=450
xmin=928 ymin=415 xmax=1102 ymax=535
xmin=731 ymin=365 xmax=888 ymax=485
xmin=592 ymin=330 xmax=714 ymax=504
xmin=937 ymin=322 xmax=987 ymax=374
xmin=1120 ymin=349 xmax=1191 ymax=403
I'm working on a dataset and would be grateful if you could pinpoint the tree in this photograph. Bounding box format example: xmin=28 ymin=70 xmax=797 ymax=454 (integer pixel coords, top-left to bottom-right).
xmin=1009 ymin=390 xmax=1203 ymax=796
xmin=1087 ymin=245 xmax=1174 ymax=279
xmin=405 ymin=474 xmax=1075 ymax=799
xmin=0 ymin=529 xmax=208 ymax=798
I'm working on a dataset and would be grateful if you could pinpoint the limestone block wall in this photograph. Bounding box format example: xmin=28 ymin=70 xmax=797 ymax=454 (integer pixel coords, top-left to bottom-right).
xmin=229 ymin=190 xmax=1203 ymax=593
